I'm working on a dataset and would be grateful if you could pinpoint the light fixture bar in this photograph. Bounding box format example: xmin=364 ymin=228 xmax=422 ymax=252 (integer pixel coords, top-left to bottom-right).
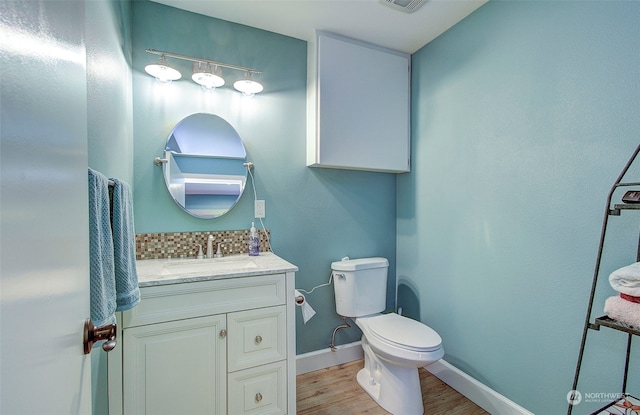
xmin=145 ymin=49 xmax=261 ymax=75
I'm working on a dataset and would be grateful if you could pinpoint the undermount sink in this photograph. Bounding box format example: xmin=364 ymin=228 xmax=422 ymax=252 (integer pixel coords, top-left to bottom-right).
xmin=160 ymin=256 xmax=258 ymax=276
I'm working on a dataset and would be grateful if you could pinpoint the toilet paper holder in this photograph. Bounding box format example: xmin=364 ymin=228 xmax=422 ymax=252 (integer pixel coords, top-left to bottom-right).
xmin=294 ymin=290 xmax=316 ymax=324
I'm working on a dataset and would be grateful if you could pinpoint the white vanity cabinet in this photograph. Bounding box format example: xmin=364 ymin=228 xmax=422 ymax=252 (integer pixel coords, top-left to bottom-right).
xmin=307 ymin=31 xmax=411 ymax=173
xmin=108 ymin=254 xmax=298 ymax=415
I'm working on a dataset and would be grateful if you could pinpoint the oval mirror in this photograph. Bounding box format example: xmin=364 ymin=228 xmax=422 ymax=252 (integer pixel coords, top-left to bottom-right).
xmin=160 ymin=113 xmax=247 ymax=219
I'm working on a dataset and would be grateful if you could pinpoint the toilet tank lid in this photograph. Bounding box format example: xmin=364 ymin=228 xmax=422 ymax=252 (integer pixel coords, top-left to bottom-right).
xmin=331 ymin=257 xmax=389 ymax=271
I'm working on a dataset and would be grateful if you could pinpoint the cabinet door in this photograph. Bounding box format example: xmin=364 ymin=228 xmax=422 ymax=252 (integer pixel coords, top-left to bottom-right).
xmin=228 ymin=305 xmax=286 ymax=372
xmin=311 ymin=31 xmax=410 ymax=173
xmin=123 ymin=314 xmax=227 ymax=415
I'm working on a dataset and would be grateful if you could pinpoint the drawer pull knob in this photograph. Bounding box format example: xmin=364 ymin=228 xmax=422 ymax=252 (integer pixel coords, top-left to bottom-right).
xmin=255 ymin=393 xmax=263 ymax=403
xmin=255 ymin=335 xmax=262 ymax=344
xmin=220 ymin=329 xmax=227 ymax=338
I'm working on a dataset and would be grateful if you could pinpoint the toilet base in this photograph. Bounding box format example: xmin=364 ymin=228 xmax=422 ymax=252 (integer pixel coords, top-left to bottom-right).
xmin=356 ymin=368 xmax=381 ymax=402
xmin=357 ymin=339 xmax=424 ymax=415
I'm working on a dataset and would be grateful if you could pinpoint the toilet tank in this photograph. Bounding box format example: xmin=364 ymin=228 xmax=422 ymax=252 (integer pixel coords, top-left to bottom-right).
xmin=332 ymin=257 xmax=389 ymax=317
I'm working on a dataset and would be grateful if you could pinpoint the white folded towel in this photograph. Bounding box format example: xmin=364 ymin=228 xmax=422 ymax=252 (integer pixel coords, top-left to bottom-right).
xmin=604 ymin=295 xmax=640 ymax=328
xmin=609 ymin=262 xmax=640 ymax=296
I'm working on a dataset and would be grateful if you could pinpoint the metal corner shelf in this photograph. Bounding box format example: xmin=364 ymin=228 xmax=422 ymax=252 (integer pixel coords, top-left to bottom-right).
xmin=591 ymin=315 xmax=640 ymax=337
xmin=613 ymin=203 xmax=640 ymax=210
xmin=568 ymin=144 xmax=640 ymax=415
xmin=610 ymin=201 xmax=640 ymax=215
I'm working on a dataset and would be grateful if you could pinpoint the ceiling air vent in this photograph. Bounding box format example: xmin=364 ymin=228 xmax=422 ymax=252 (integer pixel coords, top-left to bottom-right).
xmin=379 ymin=0 xmax=429 ymax=13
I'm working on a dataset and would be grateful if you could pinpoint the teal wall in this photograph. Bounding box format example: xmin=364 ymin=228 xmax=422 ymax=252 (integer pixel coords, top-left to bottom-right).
xmin=86 ymin=1 xmax=133 ymax=414
xmin=87 ymin=0 xmax=133 ymax=184
xmin=131 ymin=0 xmax=397 ymax=355
xmin=399 ymin=1 xmax=640 ymax=413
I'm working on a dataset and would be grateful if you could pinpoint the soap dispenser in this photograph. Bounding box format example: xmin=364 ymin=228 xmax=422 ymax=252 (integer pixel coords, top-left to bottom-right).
xmin=248 ymin=222 xmax=260 ymax=256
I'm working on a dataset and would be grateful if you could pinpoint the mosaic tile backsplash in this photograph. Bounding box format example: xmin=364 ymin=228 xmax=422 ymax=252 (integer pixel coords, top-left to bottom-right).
xmin=135 ymin=229 xmax=271 ymax=260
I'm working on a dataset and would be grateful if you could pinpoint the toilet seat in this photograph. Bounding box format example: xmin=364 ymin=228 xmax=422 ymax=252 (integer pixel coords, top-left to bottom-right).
xmin=363 ymin=313 xmax=442 ymax=352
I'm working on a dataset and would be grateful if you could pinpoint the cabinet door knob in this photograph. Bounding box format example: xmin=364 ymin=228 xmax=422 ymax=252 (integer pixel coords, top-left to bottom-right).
xmin=255 ymin=393 xmax=263 ymax=403
xmin=219 ymin=329 xmax=227 ymax=338
xmin=255 ymin=335 xmax=262 ymax=344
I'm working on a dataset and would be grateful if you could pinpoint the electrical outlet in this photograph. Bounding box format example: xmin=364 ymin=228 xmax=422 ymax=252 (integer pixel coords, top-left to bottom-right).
xmin=254 ymin=200 xmax=265 ymax=218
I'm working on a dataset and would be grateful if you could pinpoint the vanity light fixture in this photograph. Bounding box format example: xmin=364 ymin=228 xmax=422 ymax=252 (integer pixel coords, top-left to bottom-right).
xmin=145 ymin=49 xmax=263 ymax=95
xmin=144 ymin=54 xmax=182 ymax=83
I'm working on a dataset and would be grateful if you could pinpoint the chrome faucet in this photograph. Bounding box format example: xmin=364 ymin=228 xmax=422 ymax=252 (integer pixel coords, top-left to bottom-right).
xmin=206 ymin=235 xmax=215 ymax=259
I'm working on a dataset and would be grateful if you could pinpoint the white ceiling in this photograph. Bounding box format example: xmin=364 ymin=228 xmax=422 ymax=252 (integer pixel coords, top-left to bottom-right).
xmin=151 ymin=0 xmax=487 ymax=54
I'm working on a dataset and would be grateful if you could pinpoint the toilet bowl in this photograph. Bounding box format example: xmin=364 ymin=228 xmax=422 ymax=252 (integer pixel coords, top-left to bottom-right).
xmin=331 ymin=257 xmax=444 ymax=415
xmin=355 ymin=313 xmax=444 ymax=415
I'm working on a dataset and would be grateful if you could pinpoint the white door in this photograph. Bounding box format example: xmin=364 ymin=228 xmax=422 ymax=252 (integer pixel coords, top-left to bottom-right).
xmin=0 ymin=1 xmax=92 ymax=413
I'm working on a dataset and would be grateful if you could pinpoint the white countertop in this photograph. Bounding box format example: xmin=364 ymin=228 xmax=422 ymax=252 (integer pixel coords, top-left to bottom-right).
xmin=135 ymin=252 xmax=298 ymax=287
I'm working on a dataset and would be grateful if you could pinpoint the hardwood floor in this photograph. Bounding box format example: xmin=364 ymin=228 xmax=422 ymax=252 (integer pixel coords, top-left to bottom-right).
xmin=296 ymin=360 xmax=490 ymax=415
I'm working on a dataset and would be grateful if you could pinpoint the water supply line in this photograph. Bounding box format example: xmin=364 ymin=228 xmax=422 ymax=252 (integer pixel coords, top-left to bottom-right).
xmin=330 ymin=316 xmax=351 ymax=352
xmin=296 ymin=265 xmax=351 ymax=352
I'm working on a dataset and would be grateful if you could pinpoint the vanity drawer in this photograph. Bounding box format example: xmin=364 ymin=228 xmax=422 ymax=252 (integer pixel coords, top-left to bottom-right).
xmin=228 ymin=305 xmax=286 ymax=372
xmin=228 ymin=360 xmax=287 ymax=415
xmin=122 ymin=274 xmax=286 ymax=328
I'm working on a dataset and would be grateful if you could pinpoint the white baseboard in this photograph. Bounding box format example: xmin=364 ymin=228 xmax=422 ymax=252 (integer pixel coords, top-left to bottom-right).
xmin=296 ymin=341 xmax=363 ymax=375
xmin=296 ymin=341 xmax=533 ymax=415
xmin=426 ymin=360 xmax=534 ymax=415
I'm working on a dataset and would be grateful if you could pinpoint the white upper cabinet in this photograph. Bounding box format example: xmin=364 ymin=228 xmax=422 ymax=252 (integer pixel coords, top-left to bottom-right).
xmin=307 ymin=31 xmax=410 ymax=173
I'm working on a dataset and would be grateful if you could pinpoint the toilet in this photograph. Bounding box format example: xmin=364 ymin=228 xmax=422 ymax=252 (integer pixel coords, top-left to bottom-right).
xmin=332 ymin=257 xmax=444 ymax=415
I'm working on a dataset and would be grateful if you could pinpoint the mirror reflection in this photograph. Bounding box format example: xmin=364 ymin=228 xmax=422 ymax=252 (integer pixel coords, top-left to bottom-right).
xmin=161 ymin=113 xmax=247 ymax=219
